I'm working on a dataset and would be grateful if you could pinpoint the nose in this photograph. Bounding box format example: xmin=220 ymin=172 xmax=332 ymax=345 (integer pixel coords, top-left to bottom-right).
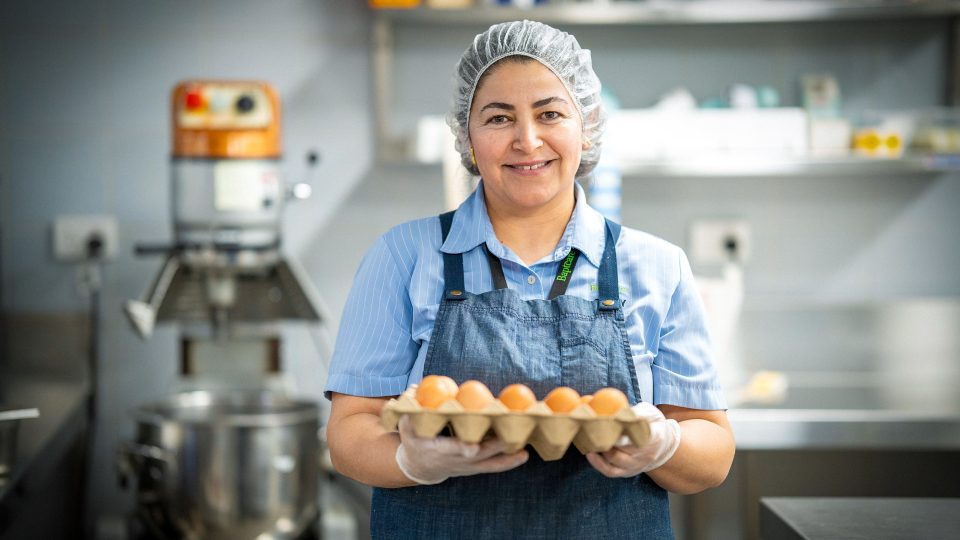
xmin=512 ymin=117 xmax=543 ymax=153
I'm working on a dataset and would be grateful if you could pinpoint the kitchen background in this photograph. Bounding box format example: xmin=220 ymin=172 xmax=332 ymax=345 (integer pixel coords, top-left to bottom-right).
xmin=1 ymin=0 xmax=959 ymax=539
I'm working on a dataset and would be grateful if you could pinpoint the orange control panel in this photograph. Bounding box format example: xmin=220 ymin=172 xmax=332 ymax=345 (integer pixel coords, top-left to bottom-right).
xmin=172 ymin=80 xmax=281 ymax=159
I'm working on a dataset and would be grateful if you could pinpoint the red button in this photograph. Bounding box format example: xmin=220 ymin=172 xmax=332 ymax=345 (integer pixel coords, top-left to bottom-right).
xmin=185 ymin=90 xmax=204 ymax=110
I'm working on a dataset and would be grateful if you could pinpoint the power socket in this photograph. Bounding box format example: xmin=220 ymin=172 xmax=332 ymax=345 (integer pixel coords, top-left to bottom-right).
xmin=53 ymin=214 xmax=118 ymax=262
xmin=689 ymin=219 xmax=751 ymax=265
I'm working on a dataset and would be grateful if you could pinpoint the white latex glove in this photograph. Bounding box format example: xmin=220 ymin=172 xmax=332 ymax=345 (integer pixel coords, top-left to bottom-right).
xmin=395 ymin=415 xmax=529 ymax=485
xmin=586 ymin=402 xmax=681 ymax=478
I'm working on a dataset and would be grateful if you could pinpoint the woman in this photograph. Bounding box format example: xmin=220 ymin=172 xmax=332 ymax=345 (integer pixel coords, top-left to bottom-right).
xmin=325 ymin=20 xmax=735 ymax=539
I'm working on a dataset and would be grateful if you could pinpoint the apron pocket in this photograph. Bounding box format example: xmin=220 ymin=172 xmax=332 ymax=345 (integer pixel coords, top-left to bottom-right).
xmin=559 ymin=335 xmax=611 ymax=393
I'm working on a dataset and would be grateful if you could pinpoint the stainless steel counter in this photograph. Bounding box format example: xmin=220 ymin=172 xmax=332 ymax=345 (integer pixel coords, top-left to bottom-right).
xmin=0 ymin=313 xmax=91 ymax=536
xmin=730 ymin=408 xmax=960 ymax=450
xmin=0 ymin=377 xmax=89 ymax=533
xmin=723 ymin=299 xmax=960 ymax=450
xmin=673 ymin=300 xmax=960 ymax=540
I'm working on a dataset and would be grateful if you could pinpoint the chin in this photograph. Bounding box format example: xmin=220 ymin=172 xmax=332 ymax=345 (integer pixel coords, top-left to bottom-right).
xmin=508 ymin=186 xmax=562 ymax=209
xmin=482 ymin=173 xmax=575 ymax=212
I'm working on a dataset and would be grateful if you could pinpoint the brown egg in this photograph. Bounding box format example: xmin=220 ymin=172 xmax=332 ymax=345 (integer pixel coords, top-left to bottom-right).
xmin=589 ymin=388 xmax=629 ymax=416
xmin=544 ymin=386 xmax=581 ymax=413
xmin=498 ymin=383 xmax=537 ymax=412
xmin=415 ymin=375 xmax=459 ymax=409
xmin=456 ymin=380 xmax=495 ymax=411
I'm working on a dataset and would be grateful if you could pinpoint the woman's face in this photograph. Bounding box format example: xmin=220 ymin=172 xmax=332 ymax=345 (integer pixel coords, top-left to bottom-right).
xmin=468 ymin=59 xmax=585 ymax=215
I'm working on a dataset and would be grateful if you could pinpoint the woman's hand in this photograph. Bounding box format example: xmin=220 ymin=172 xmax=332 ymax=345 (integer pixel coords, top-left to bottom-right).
xmin=586 ymin=402 xmax=681 ymax=478
xmin=396 ymin=415 xmax=529 ymax=485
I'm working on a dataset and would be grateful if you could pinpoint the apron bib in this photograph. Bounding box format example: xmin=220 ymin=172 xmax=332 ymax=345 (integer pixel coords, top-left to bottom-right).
xmin=371 ymin=211 xmax=673 ymax=539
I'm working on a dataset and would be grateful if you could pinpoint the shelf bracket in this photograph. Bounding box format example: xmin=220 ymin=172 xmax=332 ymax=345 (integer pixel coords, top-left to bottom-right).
xmin=372 ymin=16 xmax=403 ymax=162
xmin=950 ymin=15 xmax=960 ymax=106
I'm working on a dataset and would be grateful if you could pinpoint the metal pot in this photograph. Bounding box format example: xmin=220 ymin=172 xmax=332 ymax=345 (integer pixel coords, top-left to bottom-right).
xmin=118 ymin=391 xmax=319 ymax=539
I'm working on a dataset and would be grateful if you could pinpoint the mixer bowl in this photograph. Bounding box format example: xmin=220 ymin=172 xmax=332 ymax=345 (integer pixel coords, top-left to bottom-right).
xmin=119 ymin=391 xmax=319 ymax=539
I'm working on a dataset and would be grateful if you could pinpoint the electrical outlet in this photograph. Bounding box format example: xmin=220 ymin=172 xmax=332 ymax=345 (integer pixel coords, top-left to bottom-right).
xmin=689 ymin=219 xmax=751 ymax=265
xmin=53 ymin=214 xmax=118 ymax=262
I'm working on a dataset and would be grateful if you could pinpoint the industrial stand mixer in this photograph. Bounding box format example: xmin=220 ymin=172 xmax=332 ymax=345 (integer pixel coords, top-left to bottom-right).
xmin=118 ymin=80 xmax=330 ymax=540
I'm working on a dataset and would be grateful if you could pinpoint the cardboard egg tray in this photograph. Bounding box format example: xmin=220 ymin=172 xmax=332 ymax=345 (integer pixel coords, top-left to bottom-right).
xmin=380 ymin=386 xmax=651 ymax=461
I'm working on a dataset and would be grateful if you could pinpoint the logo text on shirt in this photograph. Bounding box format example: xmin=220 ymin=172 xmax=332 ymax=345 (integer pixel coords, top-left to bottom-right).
xmin=555 ymin=250 xmax=576 ymax=282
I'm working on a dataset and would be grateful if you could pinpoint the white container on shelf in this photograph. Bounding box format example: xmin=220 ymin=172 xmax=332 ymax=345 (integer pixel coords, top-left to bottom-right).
xmin=606 ymin=108 xmax=809 ymax=163
xmin=809 ymin=117 xmax=852 ymax=158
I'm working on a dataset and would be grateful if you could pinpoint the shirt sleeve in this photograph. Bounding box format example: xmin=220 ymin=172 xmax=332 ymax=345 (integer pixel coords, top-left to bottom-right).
xmin=651 ymin=249 xmax=728 ymax=410
xmin=324 ymin=235 xmax=420 ymax=399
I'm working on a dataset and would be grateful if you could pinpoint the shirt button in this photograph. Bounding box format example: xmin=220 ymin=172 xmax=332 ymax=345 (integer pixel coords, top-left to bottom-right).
xmin=527 ymin=275 xmax=537 ymax=285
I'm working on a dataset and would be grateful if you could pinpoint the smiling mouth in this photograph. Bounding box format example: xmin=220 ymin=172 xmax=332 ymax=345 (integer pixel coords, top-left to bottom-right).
xmin=506 ymin=160 xmax=553 ymax=171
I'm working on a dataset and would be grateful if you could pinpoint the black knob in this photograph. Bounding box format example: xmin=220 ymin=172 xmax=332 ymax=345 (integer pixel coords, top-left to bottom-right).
xmin=236 ymin=95 xmax=255 ymax=113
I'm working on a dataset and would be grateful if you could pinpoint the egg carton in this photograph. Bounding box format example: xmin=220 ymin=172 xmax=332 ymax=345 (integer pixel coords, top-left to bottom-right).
xmin=380 ymin=386 xmax=651 ymax=461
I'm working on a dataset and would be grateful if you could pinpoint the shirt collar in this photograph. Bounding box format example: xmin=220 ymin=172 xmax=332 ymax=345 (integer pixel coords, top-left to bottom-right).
xmin=440 ymin=181 xmax=607 ymax=267
xmin=438 ymin=180 xmax=493 ymax=256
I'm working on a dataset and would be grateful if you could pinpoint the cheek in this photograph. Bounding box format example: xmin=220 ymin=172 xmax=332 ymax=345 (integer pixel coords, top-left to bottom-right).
xmin=560 ymin=131 xmax=585 ymax=161
xmin=470 ymin=132 xmax=504 ymax=162
xmin=557 ymin=123 xmax=586 ymax=154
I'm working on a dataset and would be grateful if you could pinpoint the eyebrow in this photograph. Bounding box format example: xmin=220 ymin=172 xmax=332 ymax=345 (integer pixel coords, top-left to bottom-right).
xmin=479 ymin=96 xmax=569 ymax=113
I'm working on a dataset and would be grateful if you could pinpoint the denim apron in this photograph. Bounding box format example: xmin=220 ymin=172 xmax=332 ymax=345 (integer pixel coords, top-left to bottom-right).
xmin=370 ymin=211 xmax=673 ymax=539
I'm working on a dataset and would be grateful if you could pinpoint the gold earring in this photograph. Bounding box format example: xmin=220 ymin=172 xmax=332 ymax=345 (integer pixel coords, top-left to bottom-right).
xmin=470 ymin=147 xmax=476 ymax=165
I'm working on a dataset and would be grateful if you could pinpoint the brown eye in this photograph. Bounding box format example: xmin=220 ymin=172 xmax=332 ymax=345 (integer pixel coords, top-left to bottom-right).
xmin=542 ymin=111 xmax=562 ymax=121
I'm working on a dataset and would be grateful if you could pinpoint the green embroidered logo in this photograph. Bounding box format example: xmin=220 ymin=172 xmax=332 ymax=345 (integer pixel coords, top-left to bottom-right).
xmin=590 ymin=284 xmax=630 ymax=293
xmin=555 ymin=251 xmax=576 ymax=282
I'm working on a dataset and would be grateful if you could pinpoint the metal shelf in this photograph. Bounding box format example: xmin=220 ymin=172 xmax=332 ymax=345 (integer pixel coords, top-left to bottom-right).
xmin=371 ymin=2 xmax=960 ymax=173
xmin=618 ymin=153 xmax=960 ymax=177
xmin=375 ymin=1 xmax=960 ymax=26
xmin=383 ymin=153 xmax=959 ymax=178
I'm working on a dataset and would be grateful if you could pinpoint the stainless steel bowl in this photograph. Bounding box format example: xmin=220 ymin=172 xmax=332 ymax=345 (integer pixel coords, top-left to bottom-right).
xmin=118 ymin=391 xmax=319 ymax=539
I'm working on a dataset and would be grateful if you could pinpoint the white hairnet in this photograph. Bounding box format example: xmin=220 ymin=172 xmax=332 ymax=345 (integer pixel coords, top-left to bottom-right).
xmin=447 ymin=20 xmax=606 ymax=178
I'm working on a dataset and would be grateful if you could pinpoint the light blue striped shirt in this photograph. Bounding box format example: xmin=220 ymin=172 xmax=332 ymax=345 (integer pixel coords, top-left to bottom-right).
xmin=325 ymin=182 xmax=726 ymax=410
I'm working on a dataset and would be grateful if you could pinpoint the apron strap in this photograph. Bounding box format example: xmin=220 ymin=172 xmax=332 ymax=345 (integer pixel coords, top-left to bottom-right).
xmin=482 ymin=245 xmax=582 ymax=300
xmin=547 ymin=248 xmax=580 ymax=300
xmin=483 ymin=245 xmax=509 ymax=290
xmin=440 ymin=211 xmax=620 ymax=307
xmin=597 ymin=219 xmax=621 ymax=311
xmin=439 ymin=211 xmax=466 ymax=301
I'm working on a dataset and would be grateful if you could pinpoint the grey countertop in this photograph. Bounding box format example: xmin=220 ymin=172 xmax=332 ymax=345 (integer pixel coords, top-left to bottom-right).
xmin=760 ymin=497 xmax=960 ymax=540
